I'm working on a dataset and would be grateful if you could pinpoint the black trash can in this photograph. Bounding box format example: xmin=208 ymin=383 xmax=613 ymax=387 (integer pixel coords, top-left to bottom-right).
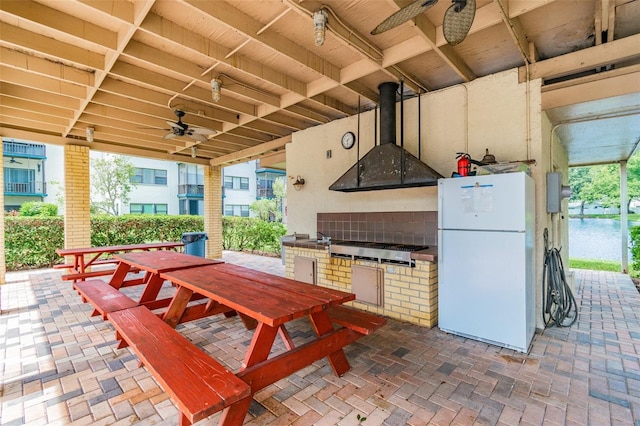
xmin=182 ymin=232 xmax=208 ymax=257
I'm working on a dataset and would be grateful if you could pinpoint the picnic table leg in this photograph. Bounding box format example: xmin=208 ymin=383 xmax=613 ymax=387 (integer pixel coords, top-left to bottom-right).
xmin=162 ymin=286 xmax=193 ymax=328
xmin=109 ymin=263 xmax=132 ymax=289
xmin=240 ymin=322 xmax=278 ymax=370
xmin=309 ymin=311 xmax=351 ymax=376
xmin=218 ymin=396 xmax=252 ymax=426
xmin=138 ymin=274 xmax=165 ymax=305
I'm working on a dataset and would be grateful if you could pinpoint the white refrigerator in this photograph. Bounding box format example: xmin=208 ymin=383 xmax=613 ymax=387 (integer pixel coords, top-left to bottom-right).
xmin=437 ymin=172 xmax=535 ymax=353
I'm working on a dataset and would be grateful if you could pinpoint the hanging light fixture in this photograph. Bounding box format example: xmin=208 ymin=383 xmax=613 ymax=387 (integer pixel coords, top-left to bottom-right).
xmin=86 ymin=126 xmax=94 ymax=142
xmin=211 ymin=78 xmax=222 ymax=102
xmin=191 ymin=146 xmax=197 ymax=158
xmin=313 ymin=10 xmax=328 ymax=46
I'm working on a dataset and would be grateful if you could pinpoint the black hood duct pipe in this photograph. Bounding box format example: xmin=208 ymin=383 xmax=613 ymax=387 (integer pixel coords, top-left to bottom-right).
xmin=329 ymin=82 xmax=443 ymax=192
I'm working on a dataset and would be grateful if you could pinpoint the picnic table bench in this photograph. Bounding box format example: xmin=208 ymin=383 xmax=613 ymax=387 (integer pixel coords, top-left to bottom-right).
xmin=55 ymin=242 xmax=183 ymax=282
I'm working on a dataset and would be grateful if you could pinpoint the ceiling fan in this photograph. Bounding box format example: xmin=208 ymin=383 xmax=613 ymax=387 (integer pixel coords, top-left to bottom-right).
xmin=371 ymin=0 xmax=476 ymax=46
xmin=9 ymin=158 xmax=22 ymax=164
xmin=164 ymin=110 xmax=215 ymax=142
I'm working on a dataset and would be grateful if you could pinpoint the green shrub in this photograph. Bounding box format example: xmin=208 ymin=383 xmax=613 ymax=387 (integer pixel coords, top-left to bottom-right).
xmin=222 ymin=216 xmax=286 ymax=254
xmin=5 ymin=216 xmax=65 ymax=270
xmin=19 ymin=202 xmax=58 ymax=216
xmin=4 ymin=214 xmax=285 ymax=271
xmin=631 ymin=226 xmax=640 ymax=276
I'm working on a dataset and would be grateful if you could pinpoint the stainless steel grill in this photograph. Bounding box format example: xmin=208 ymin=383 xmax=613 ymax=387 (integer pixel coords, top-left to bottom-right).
xmin=329 ymin=241 xmax=429 ymax=266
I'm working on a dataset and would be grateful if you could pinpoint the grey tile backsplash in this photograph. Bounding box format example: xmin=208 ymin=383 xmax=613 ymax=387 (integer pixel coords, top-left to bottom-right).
xmin=317 ymin=211 xmax=437 ymax=246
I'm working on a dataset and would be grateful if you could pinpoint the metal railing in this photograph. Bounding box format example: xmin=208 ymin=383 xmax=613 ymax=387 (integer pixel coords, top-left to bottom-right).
xmin=3 ymin=141 xmax=46 ymax=157
xmin=5 ymin=181 xmax=47 ymax=195
xmin=177 ymin=184 xmax=204 ymax=196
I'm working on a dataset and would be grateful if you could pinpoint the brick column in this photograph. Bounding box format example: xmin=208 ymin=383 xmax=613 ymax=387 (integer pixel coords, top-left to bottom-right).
xmin=203 ymin=165 xmax=223 ymax=258
xmin=0 ymin=147 xmax=5 ymax=285
xmin=64 ymin=145 xmax=91 ymax=253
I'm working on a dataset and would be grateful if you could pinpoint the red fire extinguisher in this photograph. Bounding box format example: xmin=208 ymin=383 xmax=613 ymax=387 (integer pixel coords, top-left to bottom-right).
xmin=456 ymin=152 xmax=471 ymax=176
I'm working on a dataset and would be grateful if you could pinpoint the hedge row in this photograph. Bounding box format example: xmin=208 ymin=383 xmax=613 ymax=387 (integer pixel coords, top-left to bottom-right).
xmin=631 ymin=226 xmax=640 ymax=274
xmin=4 ymin=215 xmax=286 ymax=271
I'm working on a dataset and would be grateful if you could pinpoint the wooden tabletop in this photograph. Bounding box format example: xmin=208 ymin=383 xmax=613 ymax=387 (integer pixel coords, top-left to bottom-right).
xmin=114 ymin=251 xmax=223 ymax=274
xmin=160 ymin=264 xmax=354 ymax=328
xmin=56 ymin=242 xmax=183 ymax=256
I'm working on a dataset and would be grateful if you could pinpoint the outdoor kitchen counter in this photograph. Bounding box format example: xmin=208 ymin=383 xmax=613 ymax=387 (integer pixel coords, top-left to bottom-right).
xmin=282 ymin=239 xmax=330 ymax=250
xmin=410 ymin=246 xmax=438 ymax=262
xmin=282 ymin=239 xmax=437 ymax=262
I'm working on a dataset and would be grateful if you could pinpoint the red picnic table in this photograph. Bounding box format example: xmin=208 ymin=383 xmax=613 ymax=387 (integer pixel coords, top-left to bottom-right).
xmin=55 ymin=241 xmax=184 ymax=282
xmin=155 ymin=263 xmax=386 ymax=424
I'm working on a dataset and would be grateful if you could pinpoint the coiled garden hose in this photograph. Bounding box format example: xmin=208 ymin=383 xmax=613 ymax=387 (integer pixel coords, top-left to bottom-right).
xmin=542 ymin=228 xmax=577 ymax=328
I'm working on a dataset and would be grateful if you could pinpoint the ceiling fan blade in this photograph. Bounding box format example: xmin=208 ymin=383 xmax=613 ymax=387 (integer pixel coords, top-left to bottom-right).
xmin=443 ymin=0 xmax=476 ymax=46
xmin=163 ymin=133 xmax=178 ymax=140
xmin=167 ymin=120 xmax=181 ymax=129
xmin=190 ymin=127 xmax=216 ymax=135
xmin=371 ymin=0 xmax=438 ymax=35
xmin=188 ymin=133 xmax=208 ymax=142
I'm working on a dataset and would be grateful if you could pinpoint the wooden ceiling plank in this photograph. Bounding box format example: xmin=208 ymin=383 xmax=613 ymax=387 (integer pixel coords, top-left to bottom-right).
xmin=62 ymin=0 xmax=155 ymax=136
xmin=0 ymin=0 xmax=117 ymax=49
xmin=85 ymin=97 xmax=224 ymax=132
xmin=494 ymin=0 xmax=534 ymax=64
xmin=0 ymin=83 xmax=82 ymax=110
xmin=542 ymin=66 xmax=640 ymax=110
xmin=413 ymin=14 xmax=475 ymax=82
xmin=0 ymin=22 xmax=104 ymax=70
xmin=210 ymin=135 xmax=291 ymax=166
xmin=0 ymin=47 xmax=94 ymax=86
xmin=0 ymin=96 xmax=75 ymax=119
xmin=0 ymin=113 xmax=66 ymax=133
xmin=0 ymin=65 xmax=88 ymax=99
xmin=524 ymin=33 xmax=640 ymax=81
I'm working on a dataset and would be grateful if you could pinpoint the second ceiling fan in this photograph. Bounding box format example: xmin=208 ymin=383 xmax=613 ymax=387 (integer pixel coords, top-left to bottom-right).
xmin=371 ymin=0 xmax=476 ymax=46
xmin=164 ymin=110 xmax=215 ymax=142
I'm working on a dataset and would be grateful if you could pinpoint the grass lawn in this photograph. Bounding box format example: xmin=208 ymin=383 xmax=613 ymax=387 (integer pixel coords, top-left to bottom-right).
xmin=569 ymin=213 xmax=640 ymax=221
xmin=570 ymin=258 xmax=637 ymax=277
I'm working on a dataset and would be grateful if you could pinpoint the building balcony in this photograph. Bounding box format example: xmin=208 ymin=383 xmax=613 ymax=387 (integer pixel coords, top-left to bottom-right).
xmin=3 ymin=141 xmax=46 ymax=158
xmin=5 ymin=181 xmax=47 ymax=196
xmin=177 ymin=184 xmax=204 ymax=198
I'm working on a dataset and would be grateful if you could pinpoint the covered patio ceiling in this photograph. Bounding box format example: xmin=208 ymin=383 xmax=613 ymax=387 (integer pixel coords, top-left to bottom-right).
xmin=1 ymin=0 xmax=639 ymax=167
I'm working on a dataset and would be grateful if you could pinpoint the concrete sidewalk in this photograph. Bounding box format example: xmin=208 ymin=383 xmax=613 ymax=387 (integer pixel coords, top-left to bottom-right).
xmin=0 ymin=254 xmax=639 ymax=425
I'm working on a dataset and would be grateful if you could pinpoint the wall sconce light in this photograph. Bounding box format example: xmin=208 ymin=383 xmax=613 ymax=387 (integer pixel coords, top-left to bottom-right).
xmin=313 ymin=10 xmax=328 ymax=46
xmin=292 ymin=175 xmax=305 ymax=191
xmin=86 ymin=126 xmax=94 ymax=142
xmin=191 ymin=146 xmax=197 ymax=158
xmin=211 ymin=78 xmax=222 ymax=102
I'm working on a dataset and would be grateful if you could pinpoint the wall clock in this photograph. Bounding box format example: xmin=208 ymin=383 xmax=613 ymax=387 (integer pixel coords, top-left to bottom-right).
xmin=341 ymin=131 xmax=355 ymax=149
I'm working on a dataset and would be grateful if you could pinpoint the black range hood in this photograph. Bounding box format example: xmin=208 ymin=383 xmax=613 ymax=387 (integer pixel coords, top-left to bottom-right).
xmin=329 ymin=82 xmax=443 ymax=192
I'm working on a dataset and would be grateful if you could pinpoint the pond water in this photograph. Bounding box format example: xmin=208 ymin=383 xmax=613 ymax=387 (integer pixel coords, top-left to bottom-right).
xmin=569 ymin=218 xmax=638 ymax=261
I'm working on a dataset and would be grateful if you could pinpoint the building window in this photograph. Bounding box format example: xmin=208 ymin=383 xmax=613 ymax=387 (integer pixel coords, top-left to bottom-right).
xmin=256 ymin=169 xmax=285 ymax=199
xmin=224 ymin=176 xmax=249 ymax=190
xmin=129 ymin=203 xmax=168 ymax=215
xmin=179 ymin=199 xmax=203 ymax=215
xmin=224 ymin=204 xmax=250 ymax=217
xmin=131 ymin=168 xmax=167 ymax=185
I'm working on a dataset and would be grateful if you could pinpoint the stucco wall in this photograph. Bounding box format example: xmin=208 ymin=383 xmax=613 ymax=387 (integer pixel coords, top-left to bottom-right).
xmin=286 ymin=69 xmax=570 ymax=329
xmin=287 ymin=69 xmax=542 ymax=234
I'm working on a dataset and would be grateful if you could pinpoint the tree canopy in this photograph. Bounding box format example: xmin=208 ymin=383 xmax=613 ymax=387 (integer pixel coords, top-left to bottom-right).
xmin=569 ymin=153 xmax=640 ymax=213
xmin=90 ymin=155 xmax=137 ymax=215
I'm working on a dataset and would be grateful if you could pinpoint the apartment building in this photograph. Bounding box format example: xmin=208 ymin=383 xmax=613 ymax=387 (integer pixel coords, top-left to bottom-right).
xmin=3 ymin=139 xmax=284 ymax=217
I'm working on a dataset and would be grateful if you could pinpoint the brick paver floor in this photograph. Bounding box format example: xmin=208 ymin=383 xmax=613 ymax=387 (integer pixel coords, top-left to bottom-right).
xmin=1 ymin=252 xmax=638 ymax=425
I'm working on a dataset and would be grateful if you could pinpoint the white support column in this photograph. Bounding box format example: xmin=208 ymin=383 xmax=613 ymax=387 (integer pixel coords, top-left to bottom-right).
xmin=620 ymin=160 xmax=628 ymax=274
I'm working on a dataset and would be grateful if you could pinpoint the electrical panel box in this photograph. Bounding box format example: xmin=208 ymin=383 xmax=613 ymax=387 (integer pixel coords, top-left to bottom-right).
xmin=547 ymin=172 xmax=572 ymax=213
